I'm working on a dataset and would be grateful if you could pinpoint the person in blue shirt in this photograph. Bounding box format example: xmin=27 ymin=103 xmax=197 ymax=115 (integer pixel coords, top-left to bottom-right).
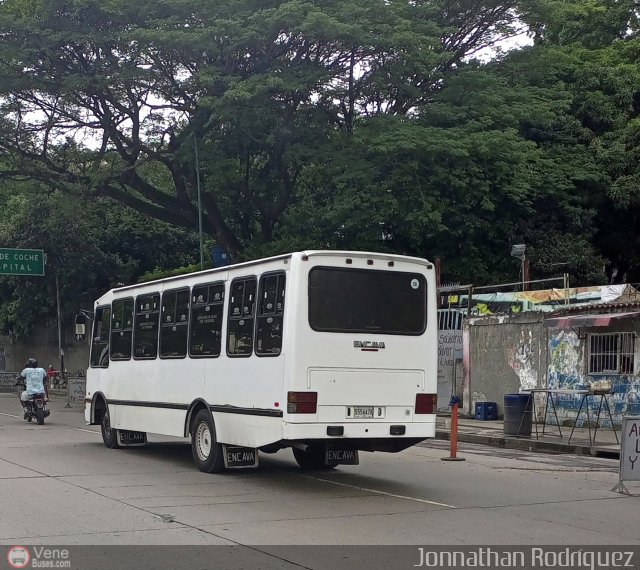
xmin=17 ymin=358 xmax=49 ymax=414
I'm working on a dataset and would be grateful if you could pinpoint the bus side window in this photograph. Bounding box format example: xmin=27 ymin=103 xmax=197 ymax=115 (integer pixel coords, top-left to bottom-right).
xmin=190 ymin=282 xmax=224 ymax=357
xmin=90 ymin=305 xmax=111 ymax=368
xmin=160 ymin=288 xmax=189 ymax=358
xmin=111 ymin=298 xmax=133 ymax=360
xmin=133 ymin=293 xmax=160 ymax=359
xmin=256 ymin=273 xmax=285 ymax=356
xmin=227 ymin=277 xmax=256 ymax=357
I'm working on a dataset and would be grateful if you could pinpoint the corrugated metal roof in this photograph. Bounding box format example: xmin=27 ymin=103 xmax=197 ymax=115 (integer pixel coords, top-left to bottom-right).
xmin=548 ymin=300 xmax=640 ymax=317
xmin=545 ymin=310 xmax=640 ymax=328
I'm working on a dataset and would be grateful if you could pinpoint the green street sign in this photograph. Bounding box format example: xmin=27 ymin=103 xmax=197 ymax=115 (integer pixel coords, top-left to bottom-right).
xmin=0 ymin=248 xmax=45 ymax=276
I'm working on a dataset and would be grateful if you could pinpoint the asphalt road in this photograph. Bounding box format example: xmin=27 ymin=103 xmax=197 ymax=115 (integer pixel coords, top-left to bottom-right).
xmin=1 ymin=392 xmax=639 ymax=567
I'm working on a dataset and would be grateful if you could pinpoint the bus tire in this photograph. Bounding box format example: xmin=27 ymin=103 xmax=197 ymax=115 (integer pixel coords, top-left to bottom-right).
xmin=191 ymin=410 xmax=225 ymax=473
xmin=101 ymin=408 xmax=120 ymax=449
xmin=292 ymin=445 xmax=337 ymax=470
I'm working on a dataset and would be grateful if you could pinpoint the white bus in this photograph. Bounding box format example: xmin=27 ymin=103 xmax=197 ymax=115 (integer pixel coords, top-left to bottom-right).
xmin=85 ymin=251 xmax=437 ymax=472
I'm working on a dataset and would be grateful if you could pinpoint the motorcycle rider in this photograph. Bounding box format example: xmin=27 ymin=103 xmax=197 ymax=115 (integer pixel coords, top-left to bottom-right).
xmin=17 ymin=358 xmax=49 ymax=417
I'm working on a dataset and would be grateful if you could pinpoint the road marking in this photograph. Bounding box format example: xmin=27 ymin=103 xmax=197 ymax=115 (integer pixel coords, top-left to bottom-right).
xmin=302 ymin=475 xmax=457 ymax=509
xmin=74 ymin=428 xmax=100 ymax=435
xmin=0 ymin=412 xmax=21 ymax=418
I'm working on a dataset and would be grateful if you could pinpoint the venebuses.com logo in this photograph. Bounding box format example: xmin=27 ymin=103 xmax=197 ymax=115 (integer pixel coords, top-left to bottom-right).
xmin=7 ymin=546 xmax=30 ymax=569
xmin=6 ymin=546 xmax=71 ymax=568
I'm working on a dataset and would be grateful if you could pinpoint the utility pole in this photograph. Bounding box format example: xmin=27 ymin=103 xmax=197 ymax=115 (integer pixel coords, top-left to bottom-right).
xmin=522 ymin=257 xmax=530 ymax=291
xmin=193 ymin=133 xmax=204 ymax=270
xmin=55 ymin=271 xmax=64 ymax=380
xmin=510 ymin=244 xmax=527 ymax=291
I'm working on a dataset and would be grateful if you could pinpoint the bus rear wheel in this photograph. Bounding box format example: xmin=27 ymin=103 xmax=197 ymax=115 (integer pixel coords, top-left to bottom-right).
xmin=191 ymin=410 xmax=225 ymax=473
xmin=292 ymin=445 xmax=337 ymax=470
xmin=101 ymin=408 xmax=120 ymax=449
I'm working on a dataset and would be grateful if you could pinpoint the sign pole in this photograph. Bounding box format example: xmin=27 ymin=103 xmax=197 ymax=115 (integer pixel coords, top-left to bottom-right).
xmin=65 ymin=371 xmax=72 ymax=408
xmin=442 ymin=396 xmax=465 ymax=462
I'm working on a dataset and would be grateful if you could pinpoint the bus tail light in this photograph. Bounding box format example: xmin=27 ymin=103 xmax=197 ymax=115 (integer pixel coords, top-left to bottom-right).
xmin=288 ymin=392 xmax=317 ymax=414
xmin=415 ymin=393 xmax=437 ymax=414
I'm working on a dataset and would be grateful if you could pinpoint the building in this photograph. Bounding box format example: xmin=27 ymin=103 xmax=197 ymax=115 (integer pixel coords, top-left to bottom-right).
xmin=449 ymin=286 xmax=640 ymax=426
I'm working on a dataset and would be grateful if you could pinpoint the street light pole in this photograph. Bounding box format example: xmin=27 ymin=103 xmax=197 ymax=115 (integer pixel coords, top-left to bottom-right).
xmin=193 ymin=133 xmax=204 ymax=270
xmin=54 ymin=271 xmax=64 ymax=380
xmin=510 ymin=244 xmax=527 ymax=291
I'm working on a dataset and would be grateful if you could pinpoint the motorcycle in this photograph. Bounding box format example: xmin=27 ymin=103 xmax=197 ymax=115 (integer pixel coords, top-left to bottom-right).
xmin=15 ymin=378 xmax=50 ymax=425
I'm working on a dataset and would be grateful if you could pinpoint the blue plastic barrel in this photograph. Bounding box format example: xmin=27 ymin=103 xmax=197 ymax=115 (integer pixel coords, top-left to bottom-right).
xmin=503 ymin=393 xmax=532 ymax=437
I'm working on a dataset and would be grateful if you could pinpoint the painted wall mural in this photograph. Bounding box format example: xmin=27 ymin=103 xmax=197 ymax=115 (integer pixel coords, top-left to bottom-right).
xmin=547 ymin=328 xmax=640 ymax=427
xmin=509 ymin=330 xmax=538 ymax=391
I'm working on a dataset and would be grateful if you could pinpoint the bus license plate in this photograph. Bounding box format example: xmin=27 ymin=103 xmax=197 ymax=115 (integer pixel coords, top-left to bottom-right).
xmin=117 ymin=430 xmax=147 ymax=446
xmin=353 ymin=406 xmax=374 ymax=419
xmin=223 ymin=445 xmax=259 ymax=469
xmin=327 ymin=448 xmax=359 ymax=465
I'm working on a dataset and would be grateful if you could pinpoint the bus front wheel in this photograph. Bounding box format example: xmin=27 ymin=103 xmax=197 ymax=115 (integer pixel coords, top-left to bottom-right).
xmin=191 ymin=410 xmax=225 ymax=473
xmin=101 ymin=408 xmax=120 ymax=449
xmin=292 ymin=445 xmax=337 ymax=470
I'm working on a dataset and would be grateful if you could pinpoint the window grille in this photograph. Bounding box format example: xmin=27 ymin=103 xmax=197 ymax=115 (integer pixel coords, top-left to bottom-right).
xmin=588 ymin=332 xmax=635 ymax=374
xmin=438 ymin=309 xmax=465 ymax=330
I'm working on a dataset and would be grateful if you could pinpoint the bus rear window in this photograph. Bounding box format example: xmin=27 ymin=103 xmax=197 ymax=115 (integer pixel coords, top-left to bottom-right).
xmin=308 ymin=267 xmax=426 ymax=335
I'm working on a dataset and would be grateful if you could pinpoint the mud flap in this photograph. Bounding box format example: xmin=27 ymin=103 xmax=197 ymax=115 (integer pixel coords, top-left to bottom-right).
xmin=326 ymin=447 xmax=359 ymax=465
xmin=117 ymin=430 xmax=147 ymax=446
xmin=223 ymin=445 xmax=259 ymax=468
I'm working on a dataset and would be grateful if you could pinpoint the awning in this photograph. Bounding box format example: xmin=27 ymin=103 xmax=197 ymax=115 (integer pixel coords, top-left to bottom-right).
xmin=545 ymin=310 xmax=640 ymax=328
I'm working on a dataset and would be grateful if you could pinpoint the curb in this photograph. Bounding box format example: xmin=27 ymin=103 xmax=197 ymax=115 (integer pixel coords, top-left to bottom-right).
xmin=435 ymin=430 xmax=617 ymax=458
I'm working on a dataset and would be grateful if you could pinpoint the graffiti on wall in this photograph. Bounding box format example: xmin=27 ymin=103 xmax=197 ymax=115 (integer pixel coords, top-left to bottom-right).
xmin=470 ymin=391 xmax=489 ymax=416
xmin=0 ymin=372 xmax=16 ymax=393
xmin=547 ymin=329 xmax=591 ymax=425
xmin=509 ymin=330 xmax=537 ymax=390
xmin=548 ymin=329 xmax=582 ymax=389
xmin=547 ymin=328 xmax=640 ymax=426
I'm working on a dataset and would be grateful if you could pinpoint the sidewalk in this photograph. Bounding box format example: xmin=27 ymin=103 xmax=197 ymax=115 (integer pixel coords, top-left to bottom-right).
xmin=436 ymin=415 xmax=621 ymax=458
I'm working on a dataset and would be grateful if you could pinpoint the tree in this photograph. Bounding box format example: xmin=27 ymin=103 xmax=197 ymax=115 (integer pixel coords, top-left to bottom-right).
xmin=0 ymin=179 xmax=199 ymax=336
xmin=0 ymin=0 xmax=525 ymax=258
xmin=273 ymin=61 xmax=609 ymax=284
xmin=499 ymin=0 xmax=640 ymax=281
xmin=3 ymin=0 xmax=639 ymax=288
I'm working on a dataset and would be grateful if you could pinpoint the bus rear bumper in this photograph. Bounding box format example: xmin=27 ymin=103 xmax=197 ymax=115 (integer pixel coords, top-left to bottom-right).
xmin=282 ymin=419 xmax=436 ymax=441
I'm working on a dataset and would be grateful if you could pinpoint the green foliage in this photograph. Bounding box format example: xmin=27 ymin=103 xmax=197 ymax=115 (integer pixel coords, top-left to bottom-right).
xmin=0 ymin=181 xmax=199 ymax=337
xmin=0 ymin=0 xmax=524 ymax=255
xmin=521 ymin=0 xmax=639 ymax=48
xmin=1 ymin=0 xmax=640 ymax=305
xmin=139 ymin=263 xmax=210 ymax=283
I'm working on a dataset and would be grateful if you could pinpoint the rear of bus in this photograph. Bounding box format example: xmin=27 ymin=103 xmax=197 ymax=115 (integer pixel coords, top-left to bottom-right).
xmin=283 ymin=251 xmax=437 ymax=467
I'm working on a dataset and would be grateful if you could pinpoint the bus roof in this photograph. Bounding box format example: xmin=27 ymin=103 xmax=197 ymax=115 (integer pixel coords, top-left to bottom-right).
xmin=100 ymin=250 xmax=432 ymax=299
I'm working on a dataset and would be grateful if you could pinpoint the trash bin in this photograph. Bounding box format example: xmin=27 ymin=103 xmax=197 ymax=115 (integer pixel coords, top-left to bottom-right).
xmin=503 ymin=393 xmax=532 ymax=437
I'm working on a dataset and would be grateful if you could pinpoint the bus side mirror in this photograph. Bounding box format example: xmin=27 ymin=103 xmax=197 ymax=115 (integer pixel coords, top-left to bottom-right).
xmin=75 ymin=314 xmax=87 ymax=342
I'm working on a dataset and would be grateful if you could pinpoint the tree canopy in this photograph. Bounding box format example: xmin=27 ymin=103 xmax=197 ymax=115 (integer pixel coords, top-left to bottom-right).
xmin=0 ymin=0 xmax=523 ymax=253
xmin=1 ymin=0 xmax=640 ymax=334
